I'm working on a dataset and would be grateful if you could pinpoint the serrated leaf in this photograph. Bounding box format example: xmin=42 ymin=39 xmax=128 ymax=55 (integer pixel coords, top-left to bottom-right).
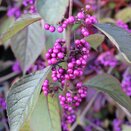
xmin=115 ymin=7 xmax=131 ymax=23
xmin=94 ymin=23 xmax=131 ymax=63
xmin=85 ymin=73 xmax=131 ymax=113
xmin=36 ymin=0 xmax=69 ymax=24
xmin=7 ymin=66 xmax=51 ymax=131
xmin=30 ymin=94 xmax=61 ymax=131
xmin=11 ymin=21 xmax=45 ymax=73
xmin=85 ymin=34 xmax=105 ymax=50
xmin=0 ymin=14 xmax=41 ymax=45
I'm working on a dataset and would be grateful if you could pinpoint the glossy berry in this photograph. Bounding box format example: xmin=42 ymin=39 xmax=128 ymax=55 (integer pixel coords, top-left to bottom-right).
xmin=49 ymin=26 xmax=55 ymax=32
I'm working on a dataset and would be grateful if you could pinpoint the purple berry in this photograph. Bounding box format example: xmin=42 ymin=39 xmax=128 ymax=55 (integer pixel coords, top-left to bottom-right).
xmin=49 ymin=26 xmax=55 ymax=32
xmin=57 ymin=26 xmax=64 ymax=33
xmin=44 ymin=23 xmax=50 ymax=30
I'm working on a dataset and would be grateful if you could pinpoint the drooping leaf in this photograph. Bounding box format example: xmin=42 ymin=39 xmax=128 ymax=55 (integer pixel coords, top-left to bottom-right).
xmin=0 ymin=14 xmax=41 ymax=45
xmin=7 ymin=66 xmax=51 ymax=131
xmin=94 ymin=23 xmax=131 ymax=63
xmin=36 ymin=0 xmax=69 ymax=24
xmin=85 ymin=73 xmax=131 ymax=113
xmin=115 ymin=7 xmax=131 ymax=23
xmin=0 ymin=16 xmax=15 ymax=36
xmin=85 ymin=34 xmax=105 ymax=50
xmin=11 ymin=21 xmax=45 ymax=73
xmin=30 ymin=94 xmax=61 ymax=131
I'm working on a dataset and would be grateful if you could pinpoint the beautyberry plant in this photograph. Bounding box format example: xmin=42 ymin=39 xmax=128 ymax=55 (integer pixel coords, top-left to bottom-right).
xmin=0 ymin=0 xmax=131 ymax=131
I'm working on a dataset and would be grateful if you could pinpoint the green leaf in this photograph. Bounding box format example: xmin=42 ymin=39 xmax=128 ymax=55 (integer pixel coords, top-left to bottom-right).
xmin=115 ymin=7 xmax=131 ymax=23
xmin=72 ymin=23 xmax=81 ymax=31
xmin=0 ymin=14 xmax=41 ymax=45
xmin=36 ymin=0 xmax=69 ymax=24
xmin=20 ymin=122 xmax=31 ymax=131
xmin=30 ymin=94 xmax=61 ymax=131
xmin=100 ymin=18 xmax=115 ymax=23
xmin=94 ymin=23 xmax=131 ymax=63
xmin=7 ymin=66 xmax=51 ymax=131
xmin=85 ymin=73 xmax=131 ymax=113
xmin=0 ymin=0 xmax=1 ymax=5
xmin=108 ymin=2 xmax=115 ymax=9
xmin=122 ymin=125 xmax=131 ymax=131
xmin=11 ymin=21 xmax=45 ymax=73
xmin=0 ymin=16 xmax=15 ymax=36
xmin=85 ymin=34 xmax=105 ymax=50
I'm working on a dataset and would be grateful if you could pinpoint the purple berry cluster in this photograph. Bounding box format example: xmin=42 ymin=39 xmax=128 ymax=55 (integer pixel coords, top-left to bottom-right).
xmin=42 ymin=4 xmax=97 ymax=129
xmin=65 ymin=39 xmax=90 ymax=80
xmin=116 ymin=20 xmax=131 ymax=33
xmin=44 ymin=16 xmax=75 ymax=33
xmin=45 ymin=39 xmax=66 ymax=65
xmin=0 ymin=97 xmax=6 ymax=110
xmin=42 ymin=80 xmax=49 ymax=96
xmin=121 ymin=70 xmax=131 ymax=96
xmin=52 ymin=67 xmax=66 ymax=86
xmin=12 ymin=58 xmax=45 ymax=73
xmin=59 ymin=82 xmax=87 ymax=124
xmin=7 ymin=7 xmax=21 ymax=18
xmin=97 ymin=51 xmax=118 ymax=67
xmin=113 ymin=119 xmax=122 ymax=131
xmin=44 ymin=4 xmax=97 ymax=35
xmin=23 ymin=0 xmax=36 ymax=14
xmin=7 ymin=0 xmax=36 ymax=18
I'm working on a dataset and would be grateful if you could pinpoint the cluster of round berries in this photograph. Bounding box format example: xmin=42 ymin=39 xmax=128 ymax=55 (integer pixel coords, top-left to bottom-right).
xmin=42 ymin=80 xmax=49 ymax=96
xmin=65 ymin=39 xmax=90 ymax=80
xmin=121 ymin=70 xmax=131 ymax=96
xmin=43 ymin=4 xmax=96 ymax=128
xmin=52 ymin=67 xmax=66 ymax=86
xmin=0 ymin=97 xmax=6 ymax=110
xmin=44 ymin=16 xmax=75 ymax=33
xmin=12 ymin=58 xmax=45 ymax=73
xmin=7 ymin=0 xmax=36 ymax=18
xmin=113 ymin=119 xmax=122 ymax=131
xmin=97 ymin=51 xmax=118 ymax=68
xmin=23 ymin=0 xmax=36 ymax=14
xmin=59 ymin=82 xmax=87 ymax=124
xmin=44 ymin=5 xmax=97 ymax=35
xmin=45 ymin=39 xmax=66 ymax=65
xmin=27 ymin=58 xmax=46 ymax=73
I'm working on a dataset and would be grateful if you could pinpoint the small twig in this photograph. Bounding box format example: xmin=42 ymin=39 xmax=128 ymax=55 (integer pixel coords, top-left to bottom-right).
xmin=66 ymin=0 xmax=73 ymax=53
xmin=117 ymin=103 xmax=131 ymax=123
xmin=80 ymin=92 xmax=99 ymax=118
xmin=107 ymin=67 xmax=114 ymax=74
xmin=63 ymin=0 xmax=73 ymax=94
xmin=1 ymin=110 xmax=9 ymax=131
xmin=0 ymin=72 xmax=20 ymax=83
xmin=96 ymin=0 xmax=101 ymax=20
xmin=86 ymin=119 xmax=105 ymax=131
xmin=69 ymin=0 xmax=73 ymax=17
